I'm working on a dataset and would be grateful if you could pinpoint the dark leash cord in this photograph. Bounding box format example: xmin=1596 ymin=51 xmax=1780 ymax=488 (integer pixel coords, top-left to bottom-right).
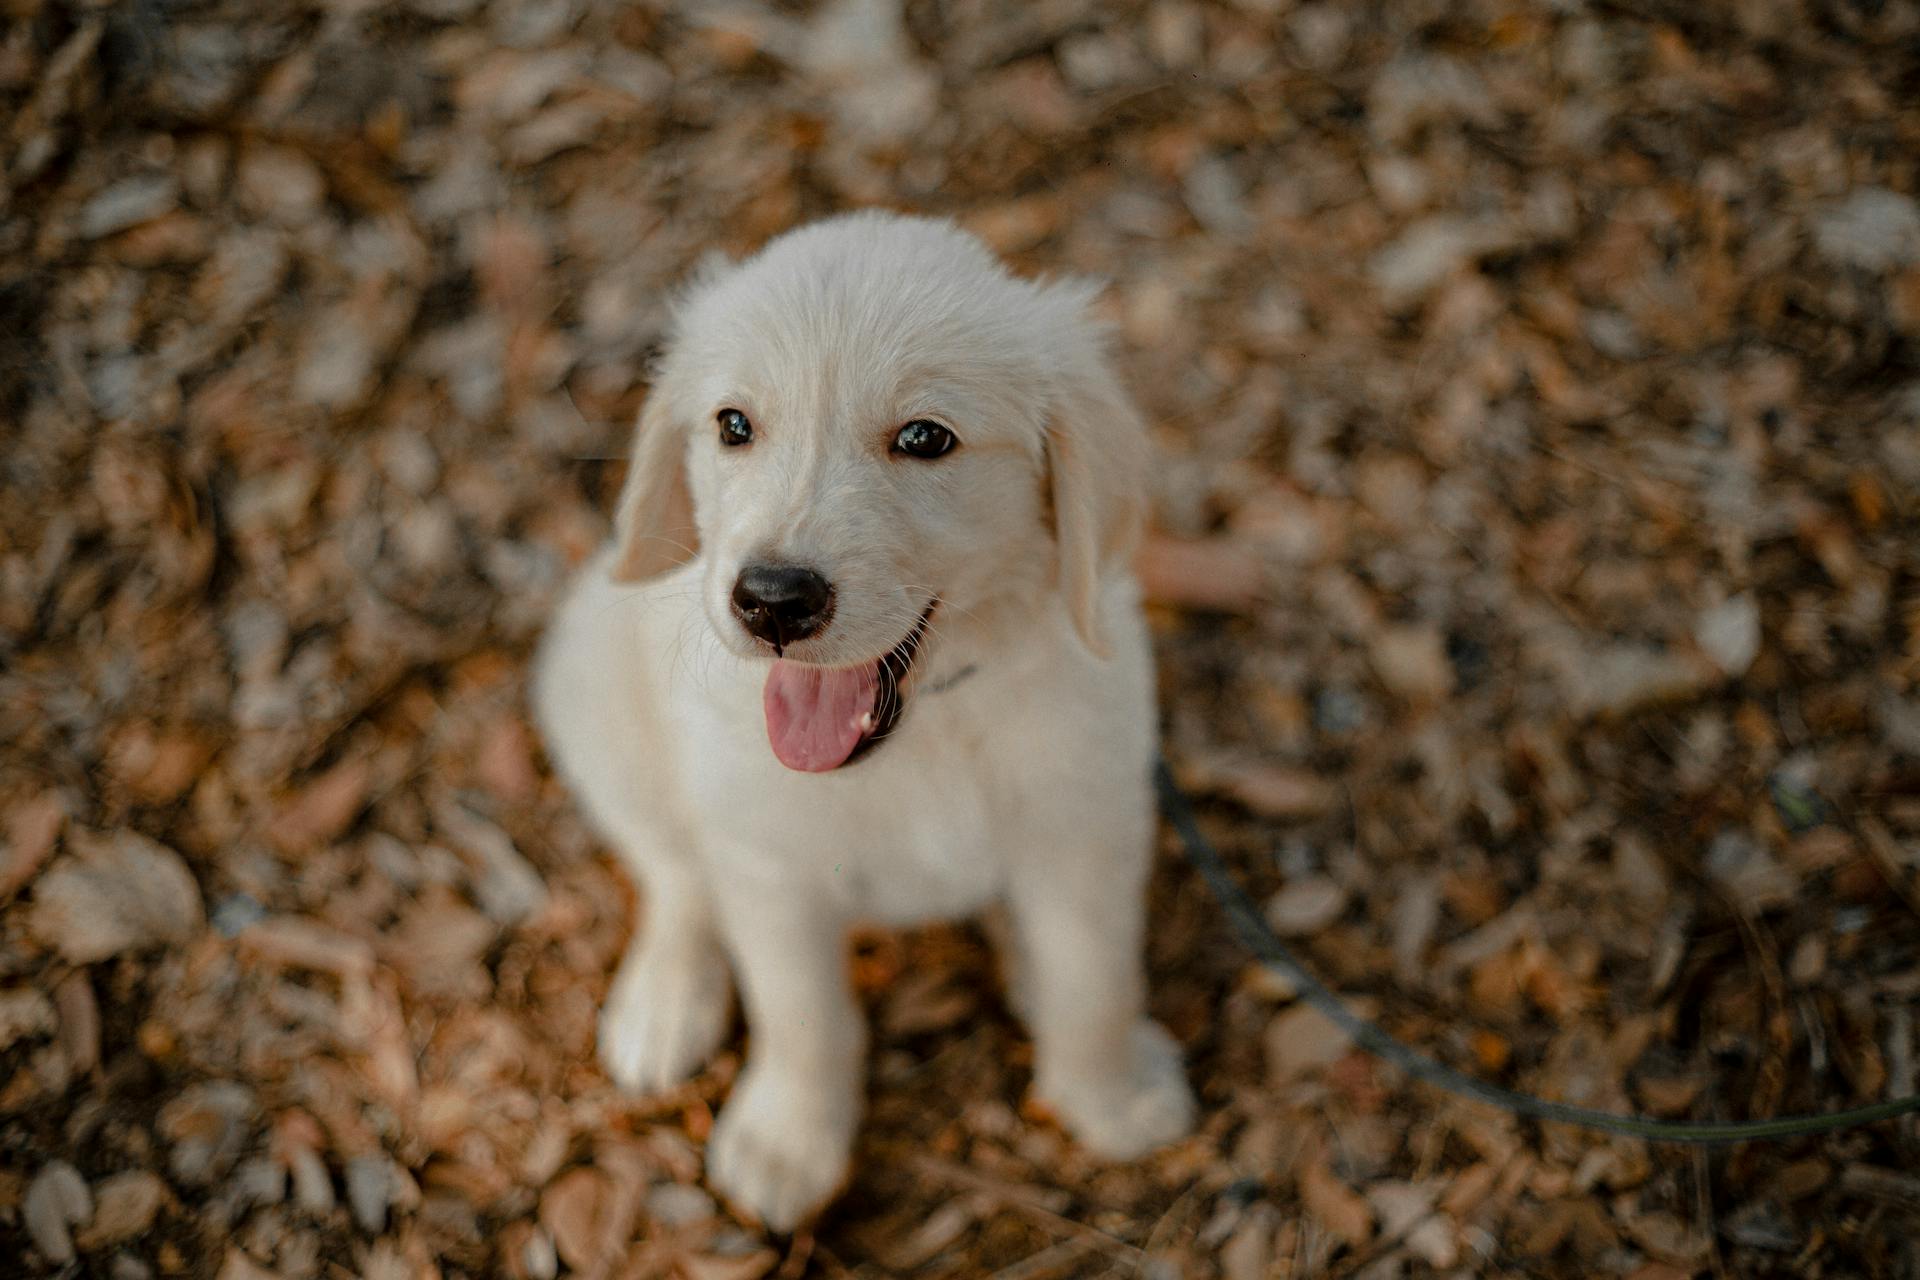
xmin=1155 ymin=759 xmax=1920 ymax=1144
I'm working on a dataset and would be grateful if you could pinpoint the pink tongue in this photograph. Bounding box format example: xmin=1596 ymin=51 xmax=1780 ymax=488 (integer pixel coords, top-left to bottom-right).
xmin=762 ymin=659 xmax=881 ymax=772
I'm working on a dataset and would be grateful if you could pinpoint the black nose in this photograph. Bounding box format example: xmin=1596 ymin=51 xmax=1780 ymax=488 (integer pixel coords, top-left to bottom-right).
xmin=731 ymin=564 xmax=834 ymax=651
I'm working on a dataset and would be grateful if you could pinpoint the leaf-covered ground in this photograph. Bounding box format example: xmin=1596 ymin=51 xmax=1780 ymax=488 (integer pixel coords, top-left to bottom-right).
xmin=3 ymin=0 xmax=1919 ymax=1276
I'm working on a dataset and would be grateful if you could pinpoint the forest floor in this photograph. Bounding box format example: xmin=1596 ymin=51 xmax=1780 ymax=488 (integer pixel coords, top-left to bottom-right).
xmin=4 ymin=0 xmax=1920 ymax=1276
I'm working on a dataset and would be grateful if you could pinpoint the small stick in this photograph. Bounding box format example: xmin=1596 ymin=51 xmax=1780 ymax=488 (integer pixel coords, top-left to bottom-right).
xmin=905 ymin=1153 xmax=1143 ymax=1266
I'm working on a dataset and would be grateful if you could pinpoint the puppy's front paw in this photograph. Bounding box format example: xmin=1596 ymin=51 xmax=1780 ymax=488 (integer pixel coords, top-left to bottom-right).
xmin=707 ymin=1068 xmax=855 ymax=1232
xmin=1039 ymin=1020 xmax=1196 ymax=1159
xmin=599 ymin=944 xmax=732 ymax=1094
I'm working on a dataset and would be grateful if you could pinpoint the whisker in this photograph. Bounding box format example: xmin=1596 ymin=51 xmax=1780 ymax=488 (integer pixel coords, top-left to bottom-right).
xmin=619 ymin=532 xmax=699 ymax=560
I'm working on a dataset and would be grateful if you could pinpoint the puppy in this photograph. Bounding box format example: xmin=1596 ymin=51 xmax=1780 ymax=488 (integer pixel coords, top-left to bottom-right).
xmin=534 ymin=211 xmax=1194 ymax=1229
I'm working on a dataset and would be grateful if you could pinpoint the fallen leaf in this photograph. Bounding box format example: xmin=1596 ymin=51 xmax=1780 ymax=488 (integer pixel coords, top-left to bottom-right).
xmin=433 ymin=800 xmax=549 ymax=925
xmin=1300 ymin=1158 xmax=1373 ymax=1249
xmin=268 ymin=758 xmax=372 ymax=851
xmin=539 ymin=1167 xmax=607 ymax=1272
xmin=24 ymin=1161 xmax=91 ymax=1264
xmin=27 ymin=830 xmax=205 ymax=963
xmin=476 ymin=714 xmax=539 ymax=802
xmin=1218 ymin=763 xmax=1337 ymax=819
xmin=76 ymin=1170 xmax=168 ymax=1248
xmin=0 ymin=986 xmax=57 ymax=1050
xmin=2 ymin=792 xmax=66 ymax=900
xmin=1264 ymin=877 xmax=1349 ymax=936
xmin=1136 ymin=535 xmax=1266 ymax=613
xmin=239 ymin=916 xmax=375 ymax=977
xmin=1219 ymin=1202 xmax=1278 ymax=1280
xmin=53 ymin=972 xmax=100 ymax=1074
xmin=1624 ymin=1210 xmax=1711 ymax=1266
xmin=679 ymin=1249 xmax=780 ymax=1280
xmin=1264 ymin=1002 xmax=1362 ymax=1080
xmin=216 ymin=1247 xmax=286 ymax=1280
xmin=1694 ymin=593 xmax=1760 ymax=676
xmin=1369 ymin=624 xmax=1453 ymax=702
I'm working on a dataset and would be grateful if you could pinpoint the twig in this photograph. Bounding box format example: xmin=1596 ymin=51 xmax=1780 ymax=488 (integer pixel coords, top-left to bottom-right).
xmin=1720 ymin=895 xmax=1793 ymax=1122
xmin=776 ymin=1228 xmax=816 ymax=1280
xmin=1132 ymin=1182 xmax=1204 ymax=1277
xmin=1887 ymin=1001 xmax=1916 ymax=1144
xmin=813 ymin=1243 xmax=858 ymax=1280
xmin=1694 ymin=1146 xmax=1729 ymax=1280
xmin=1840 ymin=1164 xmax=1920 ymax=1211
xmin=1856 ymin=818 xmax=1920 ymax=922
xmin=987 ymin=1238 xmax=1099 ymax=1280
xmin=1327 ymin=1223 xmax=1419 ymax=1280
xmin=905 ymin=1154 xmax=1143 ymax=1267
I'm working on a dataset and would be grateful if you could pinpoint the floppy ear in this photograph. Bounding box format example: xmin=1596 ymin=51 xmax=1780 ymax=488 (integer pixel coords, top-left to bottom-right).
xmin=608 ymin=390 xmax=696 ymax=583
xmin=608 ymin=250 xmax=743 ymax=582
xmin=1043 ymin=289 xmax=1149 ymax=659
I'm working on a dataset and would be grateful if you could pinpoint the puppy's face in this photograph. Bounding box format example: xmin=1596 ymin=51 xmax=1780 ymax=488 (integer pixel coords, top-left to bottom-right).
xmin=612 ymin=215 xmax=1144 ymax=771
xmin=682 ymin=288 xmax=1046 ymax=676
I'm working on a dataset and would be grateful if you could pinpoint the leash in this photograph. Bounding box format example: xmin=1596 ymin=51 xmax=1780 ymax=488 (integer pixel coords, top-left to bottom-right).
xmin=1155 ymin=759 xmax=1920 ymax=1143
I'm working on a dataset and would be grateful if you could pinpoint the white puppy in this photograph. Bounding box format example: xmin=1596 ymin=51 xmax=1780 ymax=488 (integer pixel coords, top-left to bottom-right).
xmin=534 ymin=211 xmax=1194 ymax=1229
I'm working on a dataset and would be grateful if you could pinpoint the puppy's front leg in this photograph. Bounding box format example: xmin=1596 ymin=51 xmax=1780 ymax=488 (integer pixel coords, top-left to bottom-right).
xmin=600 ymin=855 xmax=733 ymax=1094
xmin=706 ymin=883 xmax=863 ymax=1231
xmin=1004 ymin=820 xmax=1196 ymax=1159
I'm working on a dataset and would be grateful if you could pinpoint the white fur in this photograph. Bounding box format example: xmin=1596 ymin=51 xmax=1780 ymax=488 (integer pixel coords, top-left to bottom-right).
xmin=533 ymin=212 xmax=1193 ymax=1230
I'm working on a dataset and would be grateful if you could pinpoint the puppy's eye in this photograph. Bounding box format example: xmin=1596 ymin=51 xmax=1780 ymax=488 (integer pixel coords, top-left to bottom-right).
xmin=892 ymin=419 xmax=956 ymax=459
xmin=717 ymin=409 xmax=754 ymax=447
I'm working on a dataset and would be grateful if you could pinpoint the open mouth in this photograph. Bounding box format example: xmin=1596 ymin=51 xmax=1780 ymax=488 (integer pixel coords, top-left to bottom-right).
xmin=760 ymin=602 xmax=935 ymax=772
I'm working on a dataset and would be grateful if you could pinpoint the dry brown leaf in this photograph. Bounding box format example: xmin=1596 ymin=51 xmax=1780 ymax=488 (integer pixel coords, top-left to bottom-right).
xmin=1264 ymin=877 xmax=1350 ymax=936
xmin=1624 ymin=1266 xmax=1693 ymax=1280
xmin=23 ymin=1161 xmax=90 ymax=1264
xmin=52 ymin=972 xmax=100 ymax=1075
xmin=1299 ymin=1158 xmax=1373 ymax=1249
xmin=239 ymin=916 xmax=375 ymax=978
xmin=268 ymin=758 xmax=372 ymax=851
xmin=0 ymin=988 xmax=57 ymax=1053
xmin=1369 ymin=624 xmax=1453 ymax=702
xmin=215 ymin=1247 xmax=285 ymax=1280
xmin=1633 ymin=1073 xmax=1702 ymax=1116
xmin=1218 ymin=1202 xmax=1278 ymax=1280
xmin=1439 ymin=1162 xmax=1500 ymax=1219
xmin=1766 ymin=1159 xmax=1832 ymax=1202
xmin=1135 ymin=535 xmax=1266 ymax=613
xmin=1623 ymin=1210 xmax=1711 ymax=1266
xmin=678 ymin=1249 xmax=781 ymax=1280
xmin=107 ymin=724 xmax=215 ymax=804
xmin=2 ymin=792 xmax=66 ymax=901
xmin=75 ymin=1170 xmax=168 ymax=1248
xmin=1218 ymin=763 xmax=1337 ymax=819
xmin=433 ymin=800 xmax=549 ymax=926
xmin=27 ymin=829 xmax=204 ymax=963
xmin=380 ymin=892 xmax=496 ymax=999
xmin=540 ymin=1167 xmax=607 ymax=1272
xmin=1264 ymin=1002 xmax=1363 ymax=1080
xmin=476 ymin=714 xmax=540 ymax=803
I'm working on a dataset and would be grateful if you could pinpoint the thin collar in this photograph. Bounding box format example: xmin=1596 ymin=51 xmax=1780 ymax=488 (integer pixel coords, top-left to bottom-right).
xmin=919 ymin=663 xmax=980 ymax=697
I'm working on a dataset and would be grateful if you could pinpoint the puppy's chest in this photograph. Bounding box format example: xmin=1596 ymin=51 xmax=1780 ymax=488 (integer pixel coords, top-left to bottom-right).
xmin=686 ymin=650 xmax=1105 ymax=923
xmin=806 ymin=680 xmax=1052 ymax=923
xmin=825 ymin=769 xmax=1005 ymax=923
xmin=695 ymin=710 xmax=1019 ymax=924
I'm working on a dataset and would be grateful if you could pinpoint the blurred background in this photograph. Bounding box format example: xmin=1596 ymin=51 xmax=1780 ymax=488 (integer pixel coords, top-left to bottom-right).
xmin=3 ymin=0 xmax=1919 ymax=1275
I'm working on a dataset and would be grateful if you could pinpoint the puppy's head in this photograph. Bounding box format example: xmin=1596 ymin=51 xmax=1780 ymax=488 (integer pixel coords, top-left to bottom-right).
xmin=610 ymin=212 xmax=1146 ymax=771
